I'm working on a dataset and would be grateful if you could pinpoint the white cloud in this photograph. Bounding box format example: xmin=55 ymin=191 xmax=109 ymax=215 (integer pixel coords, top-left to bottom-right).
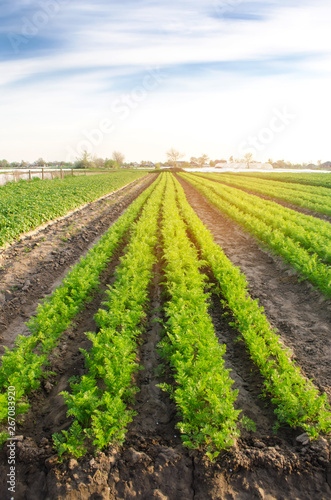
xmin=1 ymin=0 xmax=331 ymax=162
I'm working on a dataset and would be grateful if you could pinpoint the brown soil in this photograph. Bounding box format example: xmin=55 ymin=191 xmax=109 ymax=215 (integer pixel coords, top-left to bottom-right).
xmin=0 ymin=174 xmax=156 ymax=354
xmin=0 ymin=173 xmax=330 ymax=499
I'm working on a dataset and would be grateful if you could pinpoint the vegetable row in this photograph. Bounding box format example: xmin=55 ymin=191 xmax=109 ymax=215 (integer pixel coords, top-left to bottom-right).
xmin=197 ymin=172 xmax=331 ymax=215
xmin=174 ymin=175 xmax=331 ymax=438
xmin=0 ymin=176 xmax=161 ymax=431
xmin=158 ymin=174 xmax=240 ymax=460
xmin=233 ymin=171 xmax=331 ymax=189
xmin=54 ymin=174 xmax=166 ymax=458
xmin=181 ymin=173 xmax=331 ymax=297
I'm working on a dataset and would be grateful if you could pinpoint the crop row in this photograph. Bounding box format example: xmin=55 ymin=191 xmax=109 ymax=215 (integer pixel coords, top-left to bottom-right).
xmin=159 ymin=174 xmax=240 ymax=460
xmin=0 ymin=170 xmax=147 ymax=247
xmin=173 ymin=175 xmax=331 ymax=437
xmin=197 ymin=172 xmax=331 ymax=215
xmin=200 ymin=172 xmax=331 ymax=199
xmin=194 ymin=173 xmax=331 ymax=263
xmin=181 ymin=173 xmax=331 ymax=297
xmin=0 ymin=175 xmax=161 ymax=439
xmin=233 ymin=171 xmax=331 ymax=189
xmin=53 ymin=174 xmax=167 ymax=458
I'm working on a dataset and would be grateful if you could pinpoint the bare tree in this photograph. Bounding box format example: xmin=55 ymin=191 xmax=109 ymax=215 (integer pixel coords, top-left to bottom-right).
xmin=198 ymin=154 xmax=209 ymax=167
xmin=166 ymin=148 xmax=184 ymax=167
xmin=112 ymin=151 xmax=125 ymax=167
xmin=244 ymin=152 xmax=253 ymax=167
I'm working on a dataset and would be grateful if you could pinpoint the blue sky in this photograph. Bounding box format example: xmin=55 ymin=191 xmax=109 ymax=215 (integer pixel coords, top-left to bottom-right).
xmin=1 ymin=0 xmax=331 ymax=163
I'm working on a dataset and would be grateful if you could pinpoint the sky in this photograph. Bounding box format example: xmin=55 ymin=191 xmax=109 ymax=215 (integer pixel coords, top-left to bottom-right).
xmin=0 ymin=0 xmax=331 ymax=164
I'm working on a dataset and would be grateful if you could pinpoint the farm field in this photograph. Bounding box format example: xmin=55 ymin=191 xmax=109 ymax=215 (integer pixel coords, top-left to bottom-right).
xmin=0 ymin=170 xmax=147 ymax=248
xmin=193 ymin=172 xmax=331 ymax=217
xmin=231 ymin=171 xmax=331 ymax=189
xmin=0 ymin=172 xmax=330 ymax=499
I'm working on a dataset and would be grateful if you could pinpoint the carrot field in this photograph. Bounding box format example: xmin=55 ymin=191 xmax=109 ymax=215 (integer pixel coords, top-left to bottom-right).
xmin=0 ymin=171 xmax=330 ymax=499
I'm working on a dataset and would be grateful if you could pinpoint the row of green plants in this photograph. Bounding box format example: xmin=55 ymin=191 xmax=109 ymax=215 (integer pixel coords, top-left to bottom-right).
xmin=159 ymin=174 xmax=240 ymax=460
xmin=53 ymin=175 xmax=167 ymax=458
xmin=181 ymin=173 xmax=331 ymax=297
xmin=193 ymin=173 xmax=331 ymax=264
xmin=197 ymin=172 xmax=331 ymax=215
xmin=200 ymin=172 xmax=331 ymax=199
xmin=173 ymin=175 xmax=331 ymax=437
xmin=0 ymin=177 xmax=161 ymax=434
xmin=233 ymin=171 xmax=331 ymax=189
xmin=0 ymin=170 xmax=147 ymax=247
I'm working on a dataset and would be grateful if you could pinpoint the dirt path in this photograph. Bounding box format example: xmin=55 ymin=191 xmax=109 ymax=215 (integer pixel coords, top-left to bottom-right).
xmin=0 ymin=174 xmax=156 ymax=355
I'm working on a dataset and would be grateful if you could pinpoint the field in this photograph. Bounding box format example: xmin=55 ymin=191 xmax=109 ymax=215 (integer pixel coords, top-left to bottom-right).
xmin=0 ymin=171 xmax=330 ymax=499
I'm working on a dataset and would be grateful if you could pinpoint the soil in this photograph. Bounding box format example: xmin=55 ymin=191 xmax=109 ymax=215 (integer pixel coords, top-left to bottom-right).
xmin=0 ymin=174 xmax=156 ymax=354
xmin=0 ymin=173 xmax=330 ymax=499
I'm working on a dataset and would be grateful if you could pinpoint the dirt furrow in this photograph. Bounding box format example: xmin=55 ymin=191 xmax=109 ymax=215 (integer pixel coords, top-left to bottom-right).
xmin=176 ymin=175 xmax=331 ymax=397
xmin=0 ymin=174 xmax=157 ymax=355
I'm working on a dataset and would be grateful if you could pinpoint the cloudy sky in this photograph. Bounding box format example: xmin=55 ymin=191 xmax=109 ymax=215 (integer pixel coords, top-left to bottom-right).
xmin=1 ymin=0 xmax=331 ymax=164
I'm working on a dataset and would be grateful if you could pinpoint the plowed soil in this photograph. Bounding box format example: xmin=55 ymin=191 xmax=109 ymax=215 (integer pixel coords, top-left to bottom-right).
xmin=0 ymin=174 xmax=330 ymax=499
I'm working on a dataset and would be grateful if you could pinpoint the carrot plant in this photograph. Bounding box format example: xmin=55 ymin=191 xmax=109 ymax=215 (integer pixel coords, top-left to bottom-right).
xmin=196 ymin=172 xmax=331 ymax=215
xmin=181 ymin=173 xmax=331 ymax=297
xmin=0 ymin=176 xmax=162 ymax=425
xmin=159 ymin=174 xmax=240 ymax=460
xmin=53 ymin=174 xmax=166 ymax=458
xmin=174 ymin=175 xmax=331 ymax=438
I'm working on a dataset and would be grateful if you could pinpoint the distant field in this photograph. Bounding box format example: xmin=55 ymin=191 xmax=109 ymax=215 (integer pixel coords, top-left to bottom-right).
xmin=0 ymin=171 xmax=147 ymax=247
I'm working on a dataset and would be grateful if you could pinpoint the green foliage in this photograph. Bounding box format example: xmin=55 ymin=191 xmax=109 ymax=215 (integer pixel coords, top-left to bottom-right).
xmin=176 ymin=174 xmax=331 ymax=437
xmin=0 ymin=171 xmax=146 ymax=247
xmin=183 ymin=173 xmax=331 ymax=297
xmin=0 ymin=177 xmax=161 ymax=427
xmin=197 ymin=172 xmax=331 ymax=216
xmin=52 ymin=175 xmax=166 ymax=458
xmin=159 ymin=174 xmax=240 ymax=458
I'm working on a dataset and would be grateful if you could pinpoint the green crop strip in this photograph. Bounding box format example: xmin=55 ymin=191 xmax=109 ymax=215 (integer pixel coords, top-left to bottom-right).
xmin=0 ymin=176 xmax=161 ymax=434
xmin=196 ymin=172 xmax=331 ymax=215
xmin=0 ymin=171 xmax=147 ymax=247
xmin=193 ymin=173 xmax=331 ymax=264
xmin=174 ymin=174 xmax=331 ymax=438
xmin=52 ymin=174 xmax=166 ymax=458
xmin=231 ymin=171 xmax=331 ymax=189
xmin=159 ymin=174 xmax=240 ymax=460
xmin=181 ymin=173 xmax=331 ymax=297
xmin=199 ymin=172 xmax=331 ymax=199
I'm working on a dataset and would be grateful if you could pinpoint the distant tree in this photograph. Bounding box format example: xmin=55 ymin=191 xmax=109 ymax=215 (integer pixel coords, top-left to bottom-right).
xmin=190 ymin=156 xmax=199 ymax=166
xmin=75 ymin=150 xmax=93 ymax=169
xmin=268 ymin=158 xmax=273 ymax=165
xmin=105 ymin=159 xmax=119 ymax=169
xmin=34 ymin=157 xmax=46 ymax=166
xmin=229 ymin=155 xmax=234 ymax=162
xmin=244 ymin=152 xmax=253 ymax=167
xmin=0 ymin=159 xmax=9 ymax=168
xmin=198 ymin=154 xmax=209 ymax=167
xmin=112 ymin=151 xmax=125 ymax=167
xmin=93 ymin=157 xmax=105 ymax=169
xmin=317 ymin=160 xmax=322 ymax=166
xmin=166 ymin=148 xmax=184 ymax=167
xmin=20 ymin=160 xmax=29 ymax=168
xmin=10 ymin=161 xmax=20 ymax=168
